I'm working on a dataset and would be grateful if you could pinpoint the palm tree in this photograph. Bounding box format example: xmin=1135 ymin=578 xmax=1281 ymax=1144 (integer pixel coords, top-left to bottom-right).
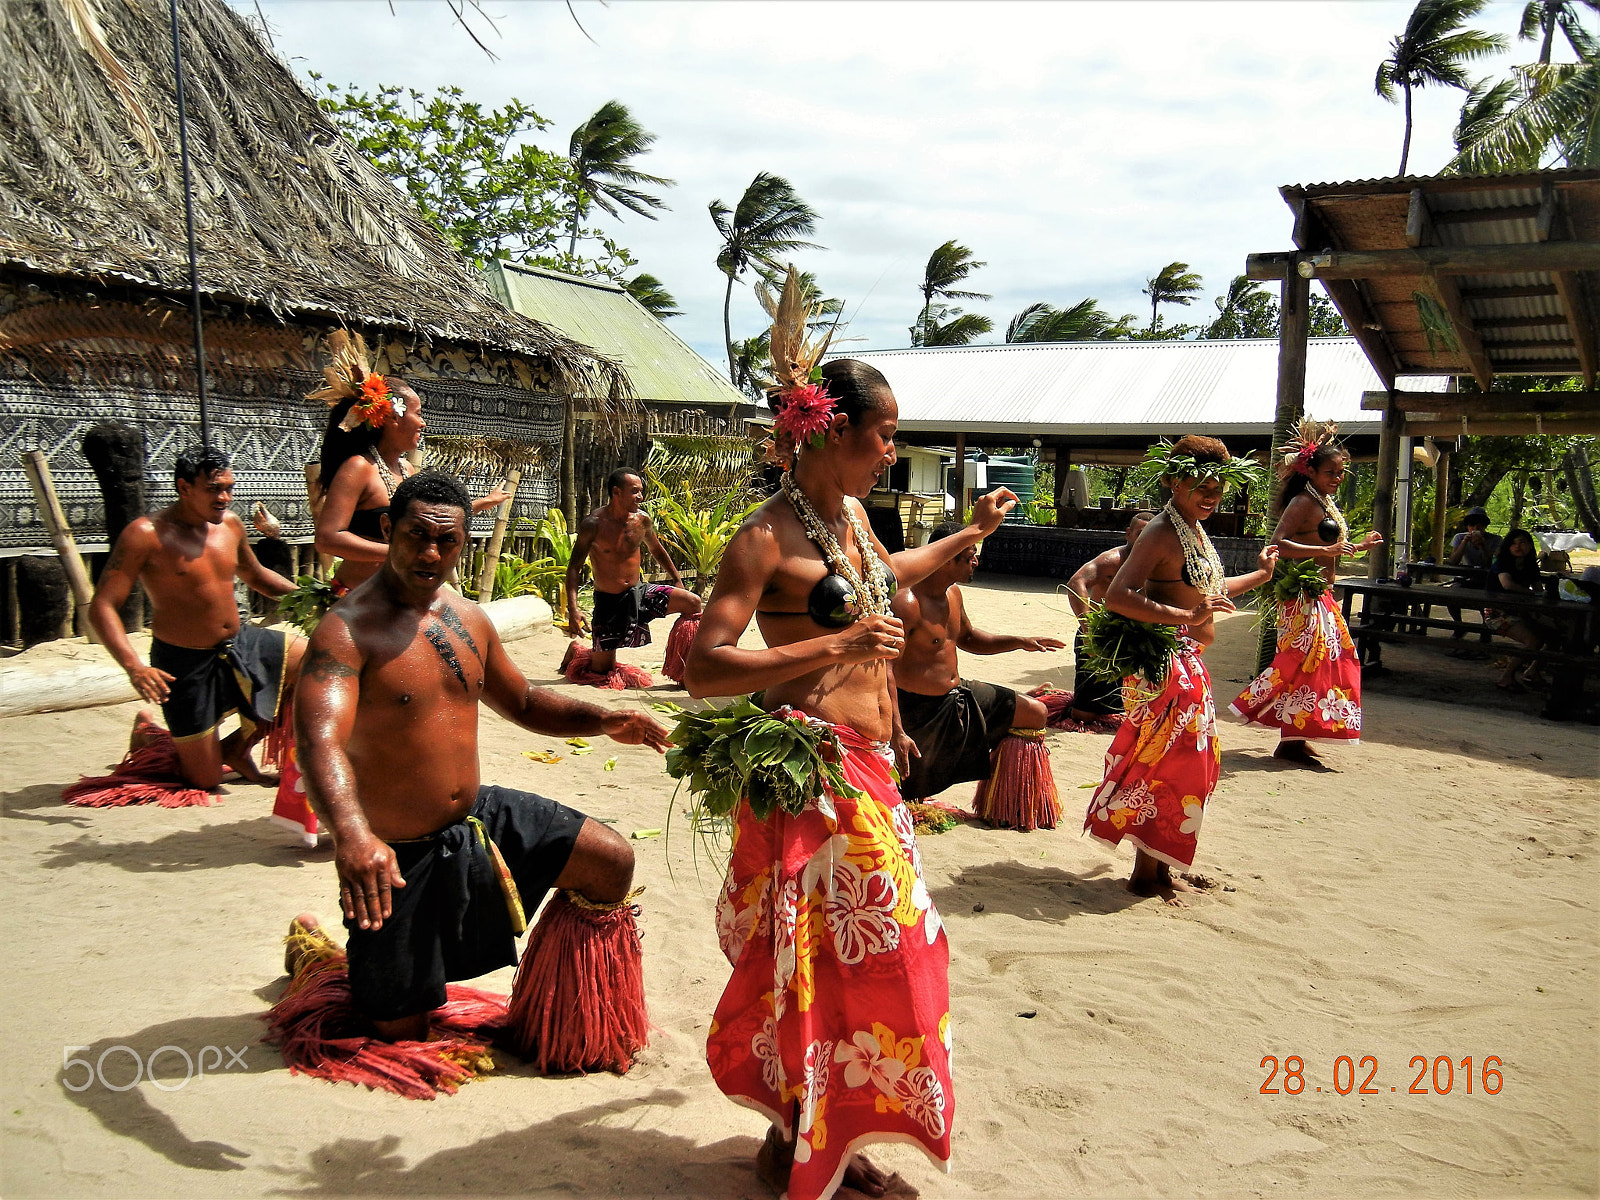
xmin=624 ymin=273 xmax=681 ymax=319
xmin=1520 ymin=0 xmax=1597 ymax=64
xmin=1450 ymin=26 xmax=1599 ymax=169
xmin=1376 ymin=0 xmax=1507 ymax=176
xmin=565 ymin=100 xmax=675 ymax=260
xmin=1142 ymin=262 xmax=1203 ymax=329
xmin=1005 ymin=298 xmax=1134 ymax=342
xmin=729 ymin=331 xmax=772 ymax=399
xmin=709 ymin=173 xmax=822 ymax=379
xmin=914 ymin=241 xmax=990 ymax=338
xmin=1205 ymin=276 xmax=1280 ymax=339
xmin=911 ymin=304 xmax=992 ymax=347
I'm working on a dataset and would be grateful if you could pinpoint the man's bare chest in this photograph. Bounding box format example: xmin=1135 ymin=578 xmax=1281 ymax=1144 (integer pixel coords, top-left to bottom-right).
xmin=362 ymin=610 xmax=488 ymax=700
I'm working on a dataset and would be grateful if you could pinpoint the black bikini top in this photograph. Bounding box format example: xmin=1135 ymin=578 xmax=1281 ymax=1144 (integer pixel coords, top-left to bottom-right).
xmin=347 ymin=506 xmax=387 ymax=542
xmin=758 ymin=565 xmax=897 ymax=629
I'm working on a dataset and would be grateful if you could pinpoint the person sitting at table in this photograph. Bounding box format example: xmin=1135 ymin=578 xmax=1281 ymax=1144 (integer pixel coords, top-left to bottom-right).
xmin=1485 ymin=529 xmax=1558 ymax=690
xmin=1446 ymin=507 xmax=1502 ymax=646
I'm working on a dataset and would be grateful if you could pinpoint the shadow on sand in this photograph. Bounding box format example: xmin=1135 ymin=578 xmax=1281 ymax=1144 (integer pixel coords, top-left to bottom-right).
xmin=38 ymin=817 xmax=331 ymax=873
xmin=933 ymin=859 xmax=1141 ymax=923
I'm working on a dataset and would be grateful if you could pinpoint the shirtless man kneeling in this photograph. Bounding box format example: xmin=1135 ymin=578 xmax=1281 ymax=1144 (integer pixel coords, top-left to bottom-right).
xmin=1063 ymin=511 xmax=1152 ymax=723
xmin=294 ymin=471 xmax=670 ymax=1041
xmin=564 ymin=468 xmax=701 ymax=675
xmin=891 ymin=524 xmax=1064 ymax=811
xmin=88 ymin=444 xmax=304 ymax=789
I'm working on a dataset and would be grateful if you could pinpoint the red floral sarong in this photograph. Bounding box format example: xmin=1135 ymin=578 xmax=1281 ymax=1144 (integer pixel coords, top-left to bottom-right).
xmin=1229 ymin=591 xmax=1361 ymax=742
xmin=708 ymin=725 xmax=953 ymax=1200
xmin=1083 ymin=637 xmax=1219 ymax=871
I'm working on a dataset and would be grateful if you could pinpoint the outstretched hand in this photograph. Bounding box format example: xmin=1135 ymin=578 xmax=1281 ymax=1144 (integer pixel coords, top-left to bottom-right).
xmin=970 ymin=488 xmax=1019 ymax=535
xmin=336 ymin=831 xmax=406 ymax=931
xmin=1019 ymin=637 xmax=1066 ymax=652
xmin=1257 ymin=543 xmax=1281 ymax=573
xmin=601 ymin=709 xmax=673 ymax=753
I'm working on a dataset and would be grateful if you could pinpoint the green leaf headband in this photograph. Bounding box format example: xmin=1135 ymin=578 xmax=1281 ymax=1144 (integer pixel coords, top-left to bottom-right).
xmin=1128 ymin=440 xmax=1262 ymax=494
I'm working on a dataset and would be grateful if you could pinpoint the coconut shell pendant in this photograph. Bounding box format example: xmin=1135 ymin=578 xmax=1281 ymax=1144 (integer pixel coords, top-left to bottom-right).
xmin=807 ymin=572 xmax=860 ymax=628
xmin=1316 ymin=516 xmax=1342 ymax=544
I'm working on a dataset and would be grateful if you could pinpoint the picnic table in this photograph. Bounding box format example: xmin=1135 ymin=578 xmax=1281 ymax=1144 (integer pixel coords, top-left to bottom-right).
xmin=1333 ymin=579 xmax=1598 ymax=720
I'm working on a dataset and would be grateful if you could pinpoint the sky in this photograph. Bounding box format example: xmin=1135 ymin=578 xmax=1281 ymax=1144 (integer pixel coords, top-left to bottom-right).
xmin=234 ymin=0 xmax=1548 ymax=376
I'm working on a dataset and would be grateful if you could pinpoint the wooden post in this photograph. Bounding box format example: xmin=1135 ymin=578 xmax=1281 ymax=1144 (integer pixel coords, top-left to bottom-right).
xmin=475 ymin=471 xmax=523 ymax=601
xmin=20 ymin=450 xmax=97 ymax=642
xmin=954 ymin=432 xmax=967 ymax=516
xmin=1256 ymin=257 xmax=1310 ymax=673
xmin=1395 ymin=435 xmax=1414 ymax=567
xmin=561 ymin=397 xmax=578 ymax=527
xmin=5 ymin=558 xmax=19 ymax=647
xmin=1053 ymin=445 xmax=1071 ymax=527
xmin=1431 ymin=449 xmax=1451 ymax=563
xmin=1371 ymin=396 xmax=1402 ymax=579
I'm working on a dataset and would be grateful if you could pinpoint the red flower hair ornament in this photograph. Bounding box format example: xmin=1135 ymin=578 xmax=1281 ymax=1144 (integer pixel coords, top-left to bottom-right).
xmin=760 ymin=266 xmax=843 ymax=466
xmin=774 ymin=380 xmax=836 ymax=449
xmin=306 ymin=330 xmax=407 ymax=433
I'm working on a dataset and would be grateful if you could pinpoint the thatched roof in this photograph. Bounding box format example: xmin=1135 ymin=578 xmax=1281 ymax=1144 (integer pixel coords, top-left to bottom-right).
xmin=0 ymin=0 xmax=629 ymax=403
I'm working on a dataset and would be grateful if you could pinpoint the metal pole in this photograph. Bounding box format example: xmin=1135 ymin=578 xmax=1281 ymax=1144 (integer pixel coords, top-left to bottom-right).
xmin=168 ymin=0 xmax=210 ymax=448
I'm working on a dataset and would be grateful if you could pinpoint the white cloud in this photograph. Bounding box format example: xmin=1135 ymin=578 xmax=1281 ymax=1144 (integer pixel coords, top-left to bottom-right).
xmin=239 ymin=0 xmax=1536 ymax=372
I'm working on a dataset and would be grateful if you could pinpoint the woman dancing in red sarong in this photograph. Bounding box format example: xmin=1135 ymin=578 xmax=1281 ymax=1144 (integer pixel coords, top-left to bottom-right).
xmin=1083 ymin=436 xmax=1276 ymax=907
xmin=1230 ymin=421 xmax=1381 ymax=762
xmin=683 ymin=271 xmax=1016 ymax=1200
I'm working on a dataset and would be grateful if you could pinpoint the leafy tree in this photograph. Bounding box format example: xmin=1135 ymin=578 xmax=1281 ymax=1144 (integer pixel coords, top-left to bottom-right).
xmin=1205 ymin=276 xmax=1280 ymax=339
xmin=914 ymin=242 xmax=990 ymax=340
xmin=314 ymin=81 xmax=579 ymax=269
xmin=1141 ymin=261 xmax=1203 ymax=329
xmin=1309 ymin=293 xmax=1351 ymax=336
xmin=709 ymin=173 xmax=821 ymax=379
xmin=1005 ymin=298 xmax=1134 ymax=342
xmin=911 ymin=304 xmax=992 ymax=346
xmin=729 ymin=331 xmax=773 ymax=399
xmin=1521 ymin=0 xmax=1598 ymax=63
xmin=1375 ymin=0 xmax=1506 ymax=175
xmin=624 ymin=273 xmax=681 ymax=319
xmin=1449 ymin=26 xmax=1600 ymax=170
xmin=565 ymin=100 xmax=674 ymax=260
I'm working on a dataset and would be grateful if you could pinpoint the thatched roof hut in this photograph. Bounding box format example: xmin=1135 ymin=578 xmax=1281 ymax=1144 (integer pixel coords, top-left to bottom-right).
xmin=0 ymin=0 xmax=631 ymax=551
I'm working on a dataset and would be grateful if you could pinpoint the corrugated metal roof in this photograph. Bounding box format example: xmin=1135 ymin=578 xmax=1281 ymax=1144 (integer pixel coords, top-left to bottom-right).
xmin=826 ymin=338 xmax=1448 ymax=436
xmin=486 ymin=263 xmax=746 ymax=406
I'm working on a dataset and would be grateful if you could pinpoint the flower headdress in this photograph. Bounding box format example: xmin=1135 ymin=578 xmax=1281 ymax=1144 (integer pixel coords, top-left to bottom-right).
xmin=306 ymin=330 xmax=405 ymax=433
xmin=1128 ymin=439 xmax=1262 ymax=494
xmin=1277 ymin=418 xmax=1343 ymax=482
xmin=761 ymin=266 xmax=840 ymax=465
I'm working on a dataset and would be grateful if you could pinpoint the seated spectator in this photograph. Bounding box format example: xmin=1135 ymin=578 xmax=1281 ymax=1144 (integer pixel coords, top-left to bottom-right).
xmin=1447 ymin=506 xmax=1502 ymax=644
xmin=1485 ymin=529 xmax=1557 ymax=689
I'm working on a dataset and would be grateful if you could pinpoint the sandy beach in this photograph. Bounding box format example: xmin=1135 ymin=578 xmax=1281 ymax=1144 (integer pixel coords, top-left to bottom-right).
xmin=2 ymin=575 xmax=1595 ymax=1198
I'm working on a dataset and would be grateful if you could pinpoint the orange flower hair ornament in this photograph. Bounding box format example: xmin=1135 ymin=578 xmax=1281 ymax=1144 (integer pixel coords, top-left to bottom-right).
xmin=1278 ymin=418 xmax=1342 ymax=482
xmin=762 ymin=266 xmax=841 ymax=463
xmin=306 ymin=330 xmax=406 ymax=432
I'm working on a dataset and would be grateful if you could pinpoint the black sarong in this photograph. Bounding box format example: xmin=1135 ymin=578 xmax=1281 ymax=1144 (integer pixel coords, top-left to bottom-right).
xmin=344 ymin=785 xmax=587 ymax=1021
xmin=897 ymin=679 xmax=1017 ymax=801
xmin=591 ymin=582 xmax=673 ymax=651
xmin=150 ymin=623 xmax=287 ymax=743
xmin=1071 ymin=628 xmax=1124 ymax=716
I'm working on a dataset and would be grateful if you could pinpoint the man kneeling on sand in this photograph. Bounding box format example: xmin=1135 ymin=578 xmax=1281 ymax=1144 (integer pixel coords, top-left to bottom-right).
xmin=891 ymin=523 xmax=1065 ymax=830
xmin=88 ymin=443 xmax=304 ymax=790
xmin=290 ymin=471 xmax=670 ymax=1067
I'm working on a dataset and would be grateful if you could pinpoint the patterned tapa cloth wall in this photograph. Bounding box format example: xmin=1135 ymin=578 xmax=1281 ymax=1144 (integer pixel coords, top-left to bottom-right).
xmin=0 ymin=353 xmax=562 ymax=551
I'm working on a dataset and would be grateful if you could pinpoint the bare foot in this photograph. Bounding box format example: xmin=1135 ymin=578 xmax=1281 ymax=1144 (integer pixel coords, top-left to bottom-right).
xmin=755 ymin=1127 xmax=794 ymax=1197
xmin=841 ymin=1153 xmax=894 ymax=1197
xmin=560 ymin=639 xmax=580 ymax=674
xmin=284 ymin=912 xmax=323 ymax=976
xmin=1273 ymin=740 xmax=1326 ymax=768
xmin=130 ymin=709 xmax=163 ymax=752
xmin=223 ymin=744 xmax=279 ymax=787
xmin=1127 ymin=875 xmax=1189 ymax=907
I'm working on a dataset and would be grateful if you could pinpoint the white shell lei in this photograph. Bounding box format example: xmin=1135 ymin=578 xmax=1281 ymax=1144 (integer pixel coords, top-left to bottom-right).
xmin=1164 ymin=500 xmax=1227 ymax=598
xmin=781 ymin=472 xmax=893 ymax=618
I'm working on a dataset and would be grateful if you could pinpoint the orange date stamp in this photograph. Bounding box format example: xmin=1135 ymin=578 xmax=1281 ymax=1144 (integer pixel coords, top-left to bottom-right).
xmin=1260 ymin=1055 xmax=1504 ymax=1096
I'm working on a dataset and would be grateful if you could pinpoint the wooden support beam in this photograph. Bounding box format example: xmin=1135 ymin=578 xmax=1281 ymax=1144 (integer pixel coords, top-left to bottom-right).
xmin=1404 ymin=415 xmax=1600 ymax=437
xmin=1552 ymin=271 xmax=1598 ymax=388
xmin=1432 ymin=274 xmax=1495 ymax=391
xmin=1458 ymin=284 xmax=1559 ymax=301
xmin=1371 ymin=400 xmax=1402 ymax=579
xmin=1405 ymin=188 xmax=1432 ymax=248
xmin=19 ymin=450 xmax=97 ymax=642
xmin=1246 ymin=251 xmax=1297 ymax=281
xmin=1296 ymin=241 xmax=1600 ymax=279
xmin=1362 ymin=389 xmax=1600 ymax=414
xmin=1431 ymin=449 xmax=1451 ymax=564
xmin=1536 ymin=181 xmax=1557 ymax=242
xmin=954 ymin=431 xmax=967 ymax=515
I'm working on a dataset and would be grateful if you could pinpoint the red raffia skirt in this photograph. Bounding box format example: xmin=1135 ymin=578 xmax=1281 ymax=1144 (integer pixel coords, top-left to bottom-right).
xmin=708 ymin=725 xmax=953 ymax=1200
xmin=1230 ymin=591 xmax=1361 ymax=743
xmin=1083 ymin=636 xmax=1219 ymax=871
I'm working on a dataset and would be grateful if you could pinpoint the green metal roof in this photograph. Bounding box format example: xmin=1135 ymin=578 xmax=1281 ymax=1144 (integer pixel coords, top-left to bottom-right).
xmin=485 ymin=262 xmax=746 ymax=406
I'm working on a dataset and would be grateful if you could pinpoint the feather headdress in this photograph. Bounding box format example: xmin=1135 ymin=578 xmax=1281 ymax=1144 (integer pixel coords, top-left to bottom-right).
xmin=306 ymin=331 xmax=405 ymax=432
xmin=762 ymin=266 xmax=840 ymax=462
xmin=1277 ymin=418 xmax=1342 ymax=482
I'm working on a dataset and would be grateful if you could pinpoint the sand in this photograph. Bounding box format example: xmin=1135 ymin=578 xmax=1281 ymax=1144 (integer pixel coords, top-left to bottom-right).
xmin=2 ymin=577 xmax=1596 ymax=1198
